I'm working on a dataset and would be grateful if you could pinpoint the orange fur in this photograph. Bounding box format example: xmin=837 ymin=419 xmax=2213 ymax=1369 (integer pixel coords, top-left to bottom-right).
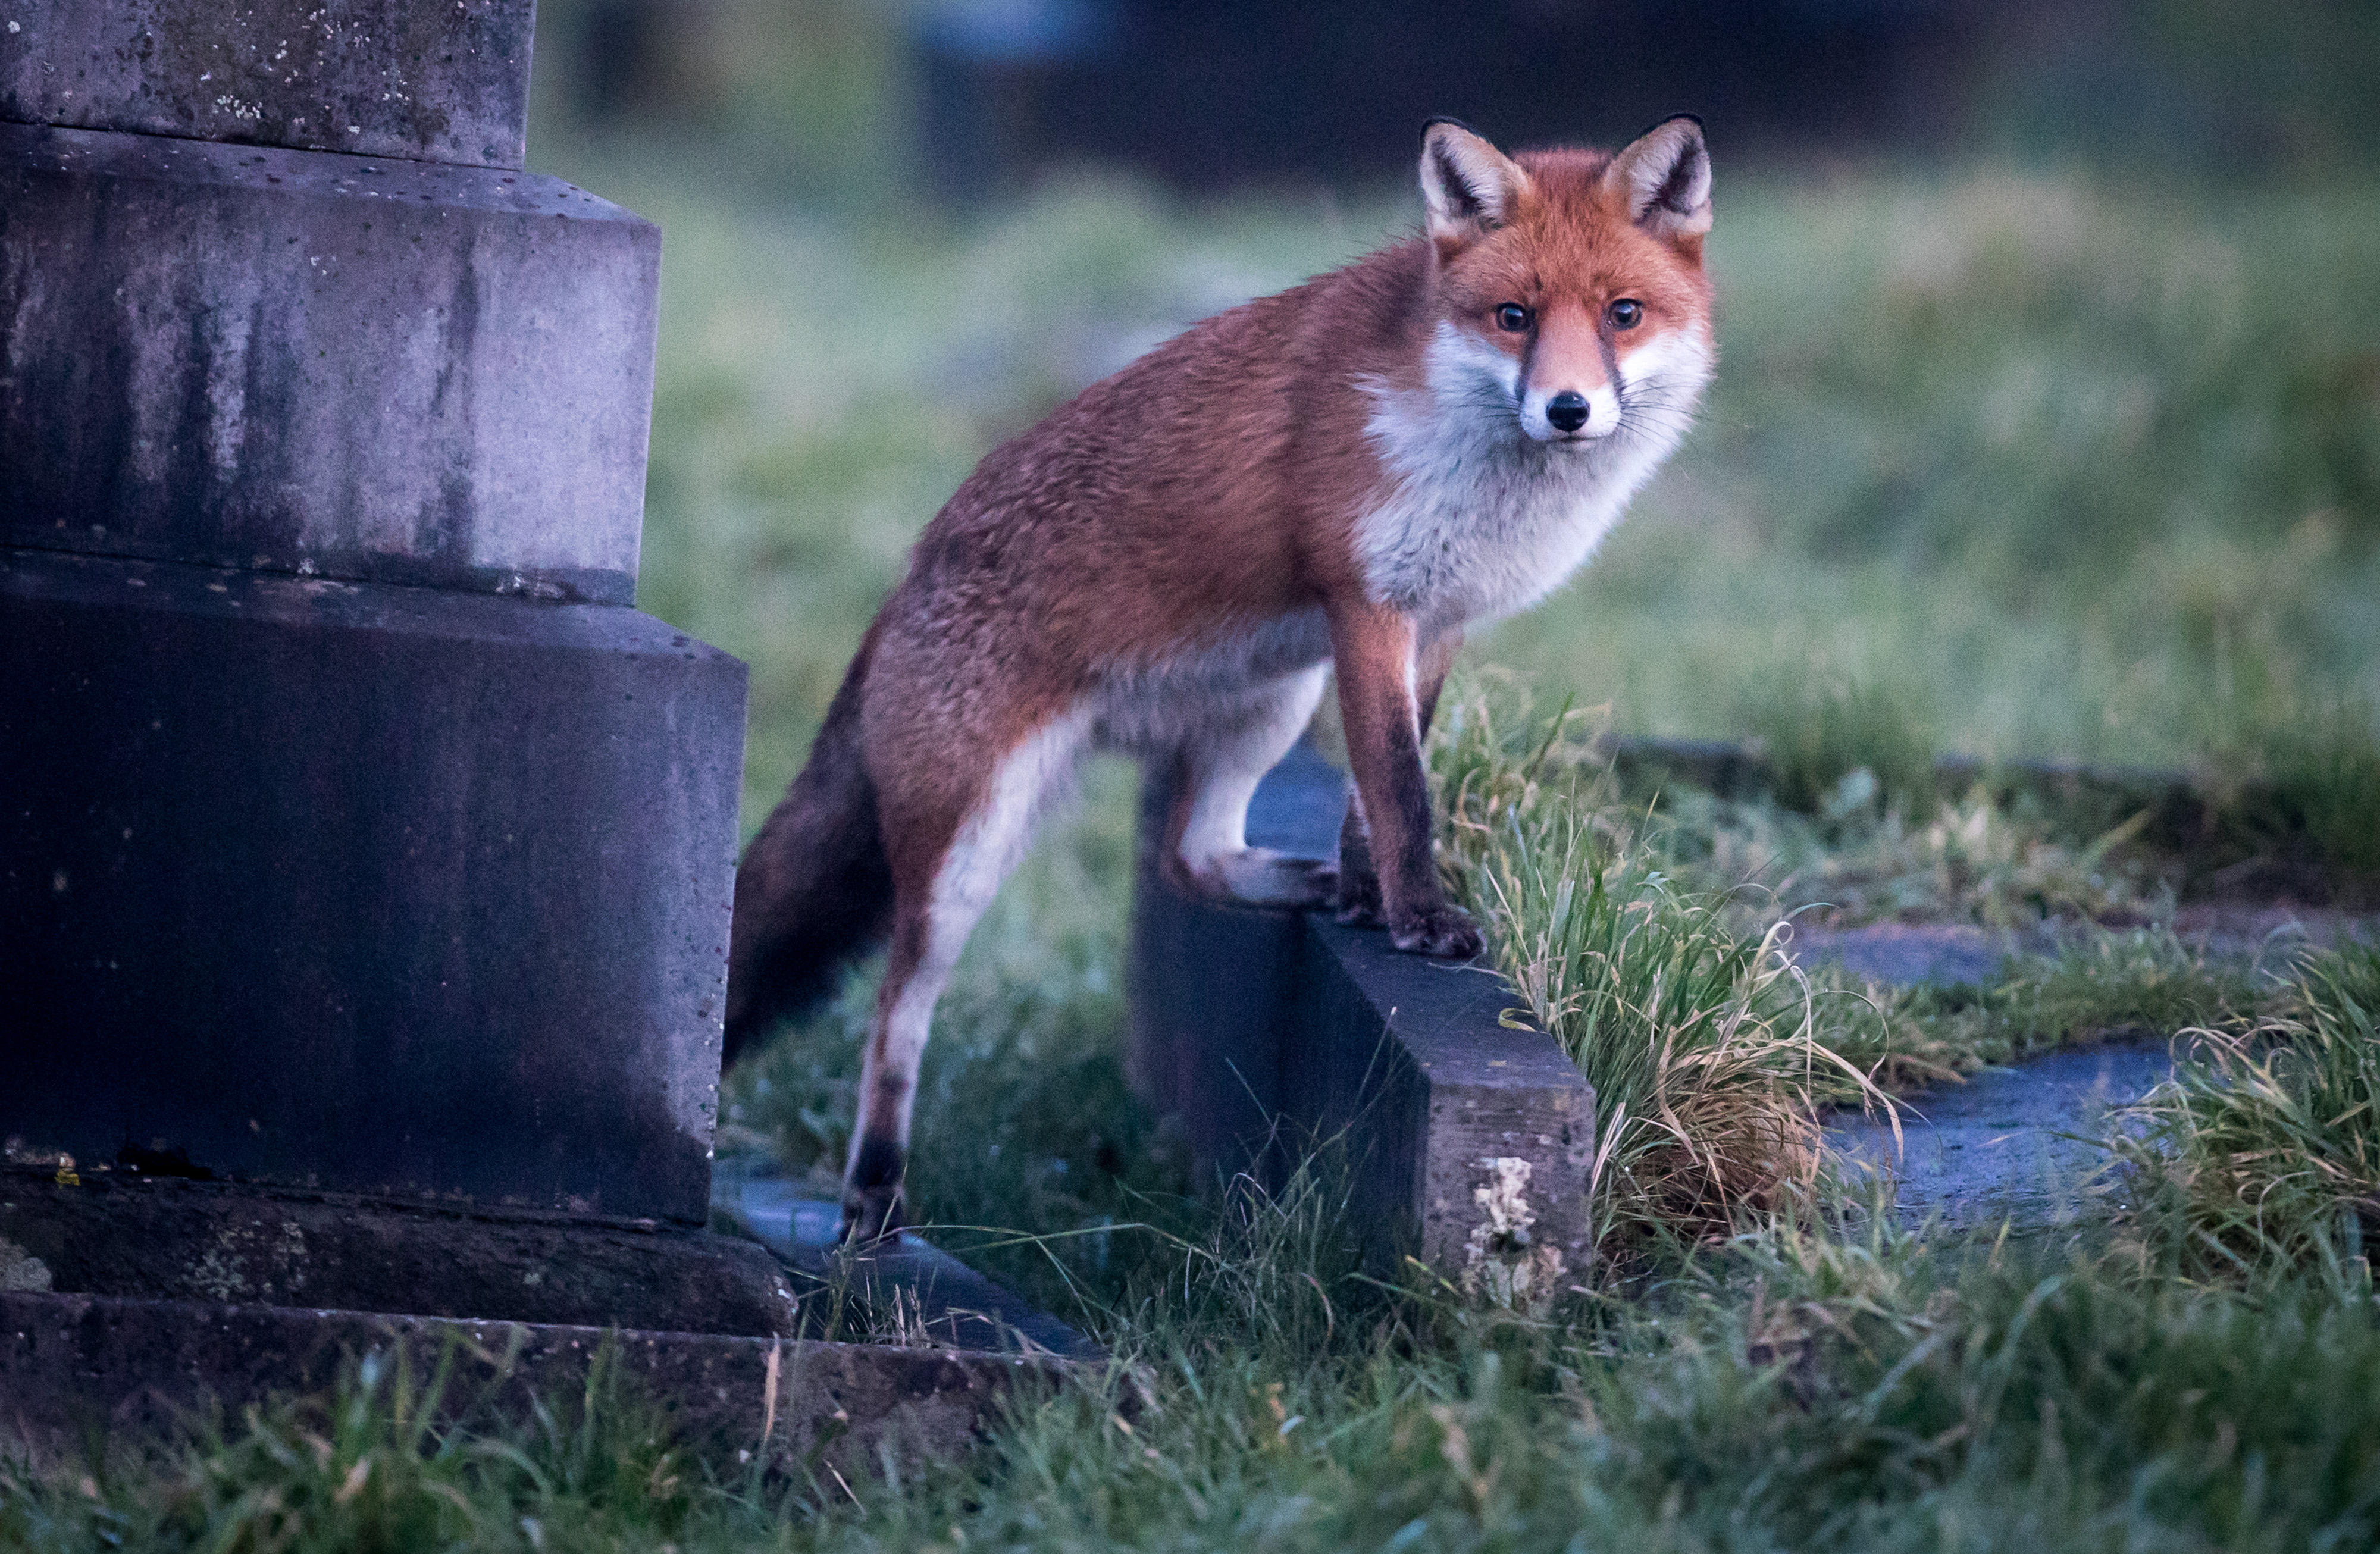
xmin=728 ymin=118 xmax=1720 ymax=1239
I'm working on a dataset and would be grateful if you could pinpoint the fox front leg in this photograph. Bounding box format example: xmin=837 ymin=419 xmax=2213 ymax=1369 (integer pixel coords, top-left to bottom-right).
xmin=1328 ymin=606 xmax=1480 ymax=957
xmin=1334 ymin=789 xmax=1385 ymax=925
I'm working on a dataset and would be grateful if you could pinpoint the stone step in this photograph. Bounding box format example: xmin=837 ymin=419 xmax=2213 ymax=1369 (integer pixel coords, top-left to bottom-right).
xmin=714 ymin=1171 xmax=1100 ymax=1360
xmin=0 ymin=1290 xmax=1060 ymax=1476
xmin=1 ymin=121 xmax=657 ymax=603
xmin=0 ymin=1167 xmax=800 ymax=1338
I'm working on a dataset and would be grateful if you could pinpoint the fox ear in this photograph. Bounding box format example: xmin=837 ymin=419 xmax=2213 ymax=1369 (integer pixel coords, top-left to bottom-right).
xmin=1420 ymin=120 xmax=1530 ymax=247
xmin=1608 ymin=115 xmax=1712 ymax=239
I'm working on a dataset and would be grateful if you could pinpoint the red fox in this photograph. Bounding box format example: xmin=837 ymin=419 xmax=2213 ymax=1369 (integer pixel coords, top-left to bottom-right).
xmin=726 ymin=117 xmax=1717 ymax=1240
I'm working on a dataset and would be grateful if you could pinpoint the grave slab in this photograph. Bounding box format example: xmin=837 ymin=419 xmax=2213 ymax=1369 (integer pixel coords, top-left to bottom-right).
xmin=1829 ymin=1041 xmax=2177 ymax=1232
xmin=0 ymin=1 xmax=536 ymax=168
xmin=1 ymin=547 xmax=744 ymax=1223
xmin=715 ymin=1170 xmax=1100 ymax=1359
xmin=1129 ymin=745 xmax=1595 ymax=1287
xmin=1 ymin=121 xmax=656 ymax=603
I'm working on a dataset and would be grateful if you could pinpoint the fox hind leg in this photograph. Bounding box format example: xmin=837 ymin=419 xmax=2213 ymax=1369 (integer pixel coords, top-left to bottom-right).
xmin=844 ymin=710 xmax=1086 ymax=1242
xmin=1172 ymin=664 xmax=1336 ymax=906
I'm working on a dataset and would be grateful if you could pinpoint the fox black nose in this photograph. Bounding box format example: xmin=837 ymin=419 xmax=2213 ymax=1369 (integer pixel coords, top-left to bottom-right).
xmin=1545 ymin=391 xmax=1590 ymax=433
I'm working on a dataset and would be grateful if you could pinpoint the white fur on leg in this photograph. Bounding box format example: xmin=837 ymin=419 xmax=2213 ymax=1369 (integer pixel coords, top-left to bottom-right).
xmin=850 ymin=705 xmax=1091 ymax=1162
xmin=1176 ymin=665 xmax=1333 ymax=905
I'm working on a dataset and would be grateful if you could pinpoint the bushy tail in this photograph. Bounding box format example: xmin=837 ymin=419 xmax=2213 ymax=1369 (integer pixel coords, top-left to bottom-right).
xmin=723 ymin=626 xmax=894 ymax=1066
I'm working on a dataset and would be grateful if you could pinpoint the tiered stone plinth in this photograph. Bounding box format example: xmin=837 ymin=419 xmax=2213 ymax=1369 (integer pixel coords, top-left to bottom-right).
xmin=0 ymin=3 xmax=743 ymax=1224
xmin=0 ymin=123 xmax=656 ymax=602
xmin=1 ymin=550 xmax=741 ymax=1220
xmin=1 ymin=1 xmax=1066 ymax=1459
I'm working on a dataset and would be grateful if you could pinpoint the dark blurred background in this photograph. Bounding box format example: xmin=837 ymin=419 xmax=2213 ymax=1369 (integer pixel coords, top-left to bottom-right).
xmin=541 ymin=0 xmax=2379 ymax=199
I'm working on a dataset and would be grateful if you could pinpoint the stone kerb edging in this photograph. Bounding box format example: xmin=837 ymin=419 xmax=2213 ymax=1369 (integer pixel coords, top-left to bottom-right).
xmin=1599 ymin=735 xmax=2226 ymax=854
xmin=1128 ymin=746 xmax=1595 ymax=1298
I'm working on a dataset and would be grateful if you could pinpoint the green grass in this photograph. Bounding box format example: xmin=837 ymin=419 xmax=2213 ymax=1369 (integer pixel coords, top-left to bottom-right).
xmin=2116 ymin=941 xmax=2380 ymax=1277
xmin=1737 ymin=668 xmax=1941 ymax=819
xmin=17 ymin=1205 xmax=2380 ymax=1552
xmin=2225 ymin=701 xmax=2380 ymax=878
xmin=1 ymin=1342 xmax=706 ymax=1553
xmin=1431 ymin=679 xmax=1895 ymax=1258
xmin=1881 ymin=928 xmax=2270 ymax=1081
xmin=1633 ymin=775 xmax=2174 ymax=932
xmin=1423 ymin=678 xmax=2307 ymax=1262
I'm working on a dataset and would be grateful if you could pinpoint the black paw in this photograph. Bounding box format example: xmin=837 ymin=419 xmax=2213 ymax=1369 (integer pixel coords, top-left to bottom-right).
xmin=839 ymin=1183 xmax=907 ymax=1246
xmin=840 ymin=1136 xmax=907 ymax=1245
xmin=1388 ymin=903 xmax=1484 ymax=959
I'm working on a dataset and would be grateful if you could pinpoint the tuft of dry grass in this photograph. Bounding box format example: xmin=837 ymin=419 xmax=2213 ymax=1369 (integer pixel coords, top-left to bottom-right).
xmin=1431 ymin=679 xmax=1896 ymax=1258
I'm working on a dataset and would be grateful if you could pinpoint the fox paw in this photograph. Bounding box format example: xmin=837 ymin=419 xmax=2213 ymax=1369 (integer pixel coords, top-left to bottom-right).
xmin=840 ymin=1138 xmax=908 ymax=1246
xmin=1388 ymin=903 xmax=1483 ymax=959
xmin=1198 ymin=848 xmax=1339 ymax=907
xmin=840 ymin=1184 xmax=907 ymax=1247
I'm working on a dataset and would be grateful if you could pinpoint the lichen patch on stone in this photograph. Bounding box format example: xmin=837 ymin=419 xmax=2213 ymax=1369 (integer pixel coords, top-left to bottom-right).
xmin=1460 ymin=1157 xmax=1565 ymax=1309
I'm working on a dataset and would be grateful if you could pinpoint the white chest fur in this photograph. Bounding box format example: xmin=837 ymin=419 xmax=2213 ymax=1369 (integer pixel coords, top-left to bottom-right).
xmin=1353 ymin=323 xmax=1711 ymax=628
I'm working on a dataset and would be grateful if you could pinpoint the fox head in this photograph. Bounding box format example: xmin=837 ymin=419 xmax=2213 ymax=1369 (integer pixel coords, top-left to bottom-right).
xmin=1417 ymin=116 xmax=1715 ymax=448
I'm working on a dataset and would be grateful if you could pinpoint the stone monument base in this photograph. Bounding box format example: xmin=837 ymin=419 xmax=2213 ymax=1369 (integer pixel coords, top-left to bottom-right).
xmin=0 ymin=1292 xmax=1055 ymax=1476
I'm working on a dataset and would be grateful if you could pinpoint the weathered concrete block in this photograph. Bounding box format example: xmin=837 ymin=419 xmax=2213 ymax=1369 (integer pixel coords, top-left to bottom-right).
xmin=1129 ymin=745 xmax=1596 ymax=1284
xmin=0 ymin=1 xmax=536 ymax=168
xmin=0 ymin=122 xmax=656 ymax=604
xmin=0 ymin=547 xmax=745 ymax=1223
xmin=0 ymin=1166 xmax=804 ymax=1338
xmin=1292 ymin=917 xmax=1597 ymax=1288
xmin=0 ymin=1292 xmax=1063 ymax=1475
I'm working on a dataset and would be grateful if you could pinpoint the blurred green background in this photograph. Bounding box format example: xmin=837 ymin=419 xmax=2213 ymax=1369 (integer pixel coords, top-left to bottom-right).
xmin=522 ymin=0 xmax=2379 ymax=828
xmin=508 ymin=0 xmax=2379 ymax=1271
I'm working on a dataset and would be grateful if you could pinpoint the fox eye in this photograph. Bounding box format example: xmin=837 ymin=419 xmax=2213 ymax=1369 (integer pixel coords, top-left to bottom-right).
xmin=1493 ymin=303 xmax=1533 ymax=333
xmin=1608 ymin=298 xmax=1645 ymax=330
